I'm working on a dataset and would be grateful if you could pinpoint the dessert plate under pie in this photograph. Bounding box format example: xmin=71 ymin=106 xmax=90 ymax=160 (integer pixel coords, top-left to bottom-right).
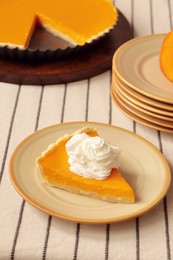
xmin=9 ymin=122 xmax=171 ymax=224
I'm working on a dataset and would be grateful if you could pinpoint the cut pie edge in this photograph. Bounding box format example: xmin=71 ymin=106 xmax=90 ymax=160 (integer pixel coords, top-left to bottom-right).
xmin=37 ymin=127 xmax=98 ymax=159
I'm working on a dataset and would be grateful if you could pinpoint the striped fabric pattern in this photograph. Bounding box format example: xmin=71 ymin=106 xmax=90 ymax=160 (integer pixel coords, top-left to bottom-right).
xmin=0 ymin=0 xmax=173 ymax=259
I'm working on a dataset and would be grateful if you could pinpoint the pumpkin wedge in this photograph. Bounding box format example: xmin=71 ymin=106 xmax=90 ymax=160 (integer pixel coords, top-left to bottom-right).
xmin=160 ymin=31 xmax=173 ymax=82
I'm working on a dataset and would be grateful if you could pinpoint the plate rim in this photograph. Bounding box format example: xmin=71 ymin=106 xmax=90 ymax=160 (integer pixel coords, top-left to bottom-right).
xmin=111 ymin=89 xmax=173 ymax=133
xmin=9 ymin=121 xmax=171 ymax=224
xmin=112 ymin=34 xmax=173 ymax=104
xmin=115 ymin=89 xmax=173 ymax=128
xmin=112 ymin=84 xmax=173 ymax=125
xmin=112 ymin=73 xmax=173 ymax=112
xmin=112 ymin=80 xmax=173 ymax=120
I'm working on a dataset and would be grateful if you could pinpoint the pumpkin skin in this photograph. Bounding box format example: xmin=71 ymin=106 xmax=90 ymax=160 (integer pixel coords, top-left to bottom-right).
xmin=160 ymin=31 xmax=173 ymax=82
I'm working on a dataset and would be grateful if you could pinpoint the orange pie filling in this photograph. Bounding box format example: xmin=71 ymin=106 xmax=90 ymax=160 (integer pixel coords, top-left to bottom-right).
xmin=36 ymin=127 xmax=135 ymax=203
xmin=1 ymin=0 xmax=118 ymax=48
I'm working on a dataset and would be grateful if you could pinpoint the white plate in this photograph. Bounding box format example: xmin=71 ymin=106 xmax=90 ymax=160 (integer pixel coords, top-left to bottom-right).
xmin=9 ymin=122 xmax=171 ymax=224
xmin=113 ymin=34 xmax=173 ymax=104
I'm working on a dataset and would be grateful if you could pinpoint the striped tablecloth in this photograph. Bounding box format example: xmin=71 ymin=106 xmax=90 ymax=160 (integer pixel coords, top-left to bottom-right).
xmin=0 ymin=1 xmax=173 ymax=259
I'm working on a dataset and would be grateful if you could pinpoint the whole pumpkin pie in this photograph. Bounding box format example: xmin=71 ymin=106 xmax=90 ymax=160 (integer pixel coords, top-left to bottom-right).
xmin=0 ymin=0 xmax=118 ymax=49
xmin=36 ymin=127 xmax=135 ymax=203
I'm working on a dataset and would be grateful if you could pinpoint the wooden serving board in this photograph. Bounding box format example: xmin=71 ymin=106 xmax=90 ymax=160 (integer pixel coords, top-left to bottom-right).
xmin=0 ymin=11 xmax=132 ymax=85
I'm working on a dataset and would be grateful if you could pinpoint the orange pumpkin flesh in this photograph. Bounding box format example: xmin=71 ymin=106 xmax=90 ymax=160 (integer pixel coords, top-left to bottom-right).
xmin=160 ymin=31 xmax=173 ymax=82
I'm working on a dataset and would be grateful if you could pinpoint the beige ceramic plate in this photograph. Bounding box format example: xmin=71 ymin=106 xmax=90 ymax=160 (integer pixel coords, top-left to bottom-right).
xmin=9 ymin=122 xmax=171 ymax=224
xmin=112 ymin=73 xmax=173 ymax=112
xmin=113 ymin=89 xmax=173 ymax=128
xmin=112 ymin=79 xmax=173 ymax=120
xmin=111 ymin=89 xmax=173 ymax=133
xmin=113 ymin=34 xmax=173 ymax=104
xmin=112 ymin=84 xmax=173 ymax=124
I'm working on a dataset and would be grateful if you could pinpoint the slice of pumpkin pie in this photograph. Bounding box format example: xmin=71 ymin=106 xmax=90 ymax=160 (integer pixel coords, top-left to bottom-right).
xmin=36 ymin=127 xmax=135 ymax=203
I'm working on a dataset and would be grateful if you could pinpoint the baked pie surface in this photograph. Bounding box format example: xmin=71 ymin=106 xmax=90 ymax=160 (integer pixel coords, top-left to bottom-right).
xmin=36 ymin=127 xmax=135 ymax=203
xmin=1 ymin=0 xmax=118 ymax=48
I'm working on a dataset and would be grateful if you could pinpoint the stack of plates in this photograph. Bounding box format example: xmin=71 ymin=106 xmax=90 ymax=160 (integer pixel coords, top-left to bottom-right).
xmin=111 ymin=34 xmax=173 ymax=133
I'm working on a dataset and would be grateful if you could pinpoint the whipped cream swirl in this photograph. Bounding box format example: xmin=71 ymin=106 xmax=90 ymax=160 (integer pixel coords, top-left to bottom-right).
xmin=65 ymin=133 xmax=121 ymax=180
